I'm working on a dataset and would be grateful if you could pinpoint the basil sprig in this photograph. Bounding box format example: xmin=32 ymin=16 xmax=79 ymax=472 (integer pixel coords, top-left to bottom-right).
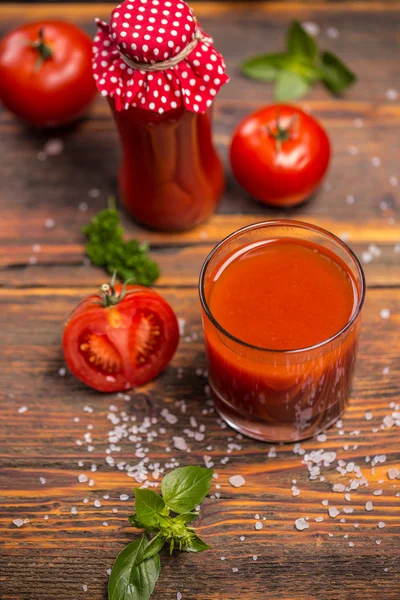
xmin=108 ymin=466 xmax=213 ymax=600
xmin=241 ymin=21 xmax=356 ymax=101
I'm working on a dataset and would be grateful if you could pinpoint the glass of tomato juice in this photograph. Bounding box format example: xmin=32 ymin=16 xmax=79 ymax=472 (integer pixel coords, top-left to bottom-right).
xmin=199 ymin=220 xmax=365 ymax=442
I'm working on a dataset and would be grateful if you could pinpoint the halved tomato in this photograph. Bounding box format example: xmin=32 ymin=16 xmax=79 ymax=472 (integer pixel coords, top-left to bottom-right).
xmin=62 ymin=282 xmax=179 ymax=392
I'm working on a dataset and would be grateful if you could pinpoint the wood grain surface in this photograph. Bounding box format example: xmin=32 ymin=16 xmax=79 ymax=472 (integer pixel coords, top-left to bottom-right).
xmin=0 ymin=3 xmax=399 ymax=600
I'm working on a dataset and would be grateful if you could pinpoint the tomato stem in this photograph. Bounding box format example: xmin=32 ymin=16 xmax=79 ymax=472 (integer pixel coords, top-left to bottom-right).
xmin=266 ymin=110 xmax=299 ymax=153
xmin=31 ymin=28 xmax=52 ymax=70
xmin=95 ymin=273 xmax=138 ymax=307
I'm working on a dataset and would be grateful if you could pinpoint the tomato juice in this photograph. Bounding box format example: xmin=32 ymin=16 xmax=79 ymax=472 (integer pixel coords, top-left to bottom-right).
xmin=200 ymin=221 xmax=365 ymax=442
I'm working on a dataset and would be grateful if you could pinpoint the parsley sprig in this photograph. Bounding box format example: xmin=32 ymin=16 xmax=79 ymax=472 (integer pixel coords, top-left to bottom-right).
xmin=83 ymin=198 xmax=160 ymax=286
xmin=241 ymin=21 xmax=356 ymax=101
xmin=108 ymin=466 xmax=213 ymax=600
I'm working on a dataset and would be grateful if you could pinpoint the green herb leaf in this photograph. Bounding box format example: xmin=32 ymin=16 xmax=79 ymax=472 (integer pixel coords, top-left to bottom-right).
xmin=240 ymin=53 xmax=287 ymax=82
xmin=287 ymin=21 xmax=318 ymax=60
xmin=282 ymin=55 xmax=322 ymax=82
xmin=136 ymin=534 xmax=165 ymax=565
xmin=108 ymin=536 xmax=161 ymax=600
xmin=83 ymin=205 xmax=159 ymax=286
xmin=275 ymin=70 xmax=311 ymax=101
xmin=182 ymin=532 xmax=211 ymax=553
xmin=161 ymin=466 xmax=213 ymax=514
xmin=134 ymin=489 xmax=168 ymax=526
xmin=320 ymin=51 xmax=356 ymax=94
xmin=173 ymin=512 xmax=199 ymax=525
xmin=128 ymin=513 xmax=155 ymax=532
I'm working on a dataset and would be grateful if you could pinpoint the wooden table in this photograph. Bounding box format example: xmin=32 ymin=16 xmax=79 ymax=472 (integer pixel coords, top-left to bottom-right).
xmin=1 ymin=3 xmax=399 ymax=599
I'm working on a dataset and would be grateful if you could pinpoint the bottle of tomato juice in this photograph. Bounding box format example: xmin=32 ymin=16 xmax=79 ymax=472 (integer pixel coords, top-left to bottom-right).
xmin=93 ymin=0 xmax=228 ymax=232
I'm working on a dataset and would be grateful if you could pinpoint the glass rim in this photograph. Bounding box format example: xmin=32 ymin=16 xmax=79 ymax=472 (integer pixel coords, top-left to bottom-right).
xmin=199 ymin=219 xmax=366 ymax=355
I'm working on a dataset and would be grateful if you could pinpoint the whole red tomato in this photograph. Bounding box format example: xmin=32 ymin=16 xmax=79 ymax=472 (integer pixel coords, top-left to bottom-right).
xmin=230 ymin=104 xmax=331 ymax=207
xmin=0 ymin=20 xmax=97 ymax=126
xmin=63 ymin=282 xmax=179 ymax=393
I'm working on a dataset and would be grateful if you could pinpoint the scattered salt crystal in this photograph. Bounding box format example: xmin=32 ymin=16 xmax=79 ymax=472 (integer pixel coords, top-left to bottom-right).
xmin=371 ymin=157 xmax=381 ymax=167
xmin=177 ymin=594 xmax=182 ymax=600
xmin=365 ymin=501 xmax=373 ymax=511
xmin=45 ymin=218 xmax=55 ymax=229
xmin=376 ymin=539 xmax=382 ymax=546
xmin=333 ymin=483 xmax=346 ymax=493
xmin=365 ymin=411 xmax=373 ymax=421
xmin=83 ymin=498 xmax=89 ymax=504
xmin=361 ymin=251 xmax=373 ymax=264
xmin=78 ymin=474 xmax=88 ymax=483
xmin=13 ymin=519 xmax=24 ymax=528
xmin=326 ymin=26 xmax=339 ymax=39
xmin=79 ymin=202 xmax=88 ymax=212
xmin=347 ymin=145 xmax=358 ymax=156
xmin=173 ymin=436 xmax=187 ymax=451
xmin=373 ymin=489 xmax=383 ymax=496
xmin=386 ymin=89 xmax=398 ymax=101
xmin=255 ymin=522 xmax=263 ymax=530
xmin=58 ymin=367 xmax=66 ymax=376
xmin=232 ymin=567 xmax=239 ymax=573
xmin=71 ymin=507 xmax=78 ymax=515
xmin=380 ymin=309 xmax=390 ymax=320
xmin=229 ymin=475 xmax=245 ymax=488
xmin=387 ymin=468 xmax=400 ymax=480
xmin=315 ymin=516 xmax=324 ymax=523
xmin=44 ymin=515 xmax=48 ymax=520
xmin=252 ymin=555 xmax=258 ymax=561
xmin=239 ymin=536 xmax=245 ymax=541
xmin=349 ymin=541 xmax=354 ymax=547
xmin=120 ymin=494 xmax=129 ymax=501
xmin=389 ymin=176 xmax=398 ymax=187
xmin=354 ymin=523 xmax=359 ymax=528
xmin=346 ymin=194 xmax=355 ymax=205
xmin=44 ymin=138 xmax=64 ymax=156
xmin=302 ymin=22 xmax=320 ymax=36
xmin=343 ymin=507 xmax=354 ymax=514
xmin=82 ymin=584 xmax=88 ymax=592
xmin=177 ymin=318 xmax=186 ymax=336
xmin=88 ymin=188 xmax=101 ymax=198
xmin=295 ymin=518 xmax=309 ymax=531
xmin=321 ymin=500 xmax=329 ymax=506
xmin=39 ymin=477 xmax=46 ymax=485
xmin=328 ymin=507 xmax=340 ymax=518
xmin=354 ymin=118 xmax=363 ymax=128
xmin=382 ymin=366 xmax=390 ymax=375
xmin=220 ymin=556 xmax=226 ymax=561
xmin=317 ymin=433 xmax=327 ymax=442
xmin=94 ymin=500 xmax=102 ymax=508
xmin=18 ymin=406 xmax=28 ymax=414
xmin=377 ymin=521 xmax=385 ymax=529
xmin=83 ymin=406 xmax=94 ymax=413
xmin=103 ymin=522 xmax=108 ymax=527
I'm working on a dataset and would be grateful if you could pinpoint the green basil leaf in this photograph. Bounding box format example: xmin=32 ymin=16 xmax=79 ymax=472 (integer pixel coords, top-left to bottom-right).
xmin=134 ymin=488 xmax=168 ymax=526
xmin=320 ymin=51 xmax=356 ymax=94
xmin=282 ymin=56 xmax=322 ymax=82
xmin=240 ymin=53 xmax=287 ymax=82
xmin=182 ymin=533 xmax=211 ymax=553
xmin=275 ymin=70 xmax=311 ymax=101
xmin=161 ymin=466 xmax=213 ymax=514
xmin=128 ymin=513 xmax=154 ymax=532
xmin=287 ymin=21 xmax=318 ymax=60
xmin=108 ymin=536 xmax=161 ymax=600
xmin=173 ymin=512 xmax=199 ymax=525
xmin=136 ymin=534 xmax=165 ymax=565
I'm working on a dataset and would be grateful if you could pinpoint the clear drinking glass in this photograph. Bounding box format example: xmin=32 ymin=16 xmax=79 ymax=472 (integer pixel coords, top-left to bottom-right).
xmin=199 ymin=220 xmax=366 ymax=442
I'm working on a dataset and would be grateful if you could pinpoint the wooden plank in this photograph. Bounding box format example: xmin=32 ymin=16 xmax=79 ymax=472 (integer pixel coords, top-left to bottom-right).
xmin=2 ymin=241 xmax=400 ymax=288
xmin=0 ymin=287 xmax=399 ymax=599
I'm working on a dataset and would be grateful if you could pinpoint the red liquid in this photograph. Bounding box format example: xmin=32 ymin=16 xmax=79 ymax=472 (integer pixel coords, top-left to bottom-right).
xmin=110 ymin=104 xmax=225 ymax=232
xmin=203 ymin=238 xmax=362 ymax=442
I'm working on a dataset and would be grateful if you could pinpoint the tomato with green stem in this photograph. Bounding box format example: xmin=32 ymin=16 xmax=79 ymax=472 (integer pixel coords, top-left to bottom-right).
xmin=0 ymin=20 xmax=96 ymax=126
xmin=230 ymin=104 xmax=331 ymax=207
xmin=63 ymin=279 xmax=179 ymax=392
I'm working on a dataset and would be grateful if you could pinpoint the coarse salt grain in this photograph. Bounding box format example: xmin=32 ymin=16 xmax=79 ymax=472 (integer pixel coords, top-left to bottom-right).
xmin=365 ymin=501 xmax=373 ymax=511
xmin=328 ymin=507 xmax=340 ymax=518
xmin=120 ymin=494 xmax=129 ymax=501
xmin=380 ymin=309 xmax=390 ymax=320
xmin=295 ymin=518 xmax=309 ymax=531
xmin=18 ymin=406 xmax=28 ymax=414
xmin=255 ymin=521 xmax=263 ymax=530
xmin=13 ymin=519 xmax=24 ymax=527
xmin=229 ymin=475 xmax=245 ymax=488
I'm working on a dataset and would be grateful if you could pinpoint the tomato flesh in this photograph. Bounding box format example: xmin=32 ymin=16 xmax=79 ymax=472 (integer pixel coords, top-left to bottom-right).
xmin=63 ymin=286 xmax=179 ymax=392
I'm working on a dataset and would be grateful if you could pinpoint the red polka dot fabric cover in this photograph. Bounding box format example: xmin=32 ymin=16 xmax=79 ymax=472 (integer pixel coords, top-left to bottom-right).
xmin=92 ymin=0 xmax=229 ymax=113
